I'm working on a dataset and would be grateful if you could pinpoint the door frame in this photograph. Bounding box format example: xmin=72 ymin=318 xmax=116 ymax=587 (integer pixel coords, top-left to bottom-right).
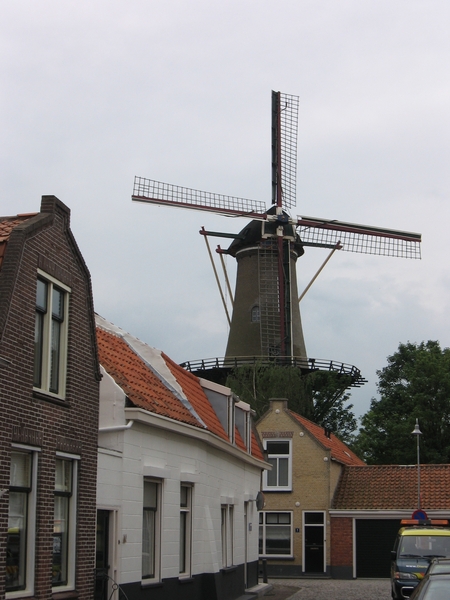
xmin=302 ymin=510 xmax=326 ymax=573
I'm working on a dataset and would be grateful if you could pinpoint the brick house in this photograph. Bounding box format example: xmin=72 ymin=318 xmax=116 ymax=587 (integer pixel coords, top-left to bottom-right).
xmin=256 ymin=398 xmax=363 ymax=577
xmin=330 ymin=464 xmax=450 ymax=578
xmin=95 ymin=314 xmax=269 ymax=600
xmin=0 ymin=197 xmax=101 ymax=599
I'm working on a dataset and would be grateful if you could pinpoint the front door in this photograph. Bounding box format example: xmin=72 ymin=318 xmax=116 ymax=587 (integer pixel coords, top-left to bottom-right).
xmin=95 ymin=510 xmax=110 ymax=600
xmin=304 ymin=512 xmax=325 ymax=573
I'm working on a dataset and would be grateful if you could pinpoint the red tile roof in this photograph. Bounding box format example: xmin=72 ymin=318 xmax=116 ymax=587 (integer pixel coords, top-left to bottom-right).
xmin=288 ymin=411 xmax=365 ymax=466
xmin=333 ymin=464 xmax=450 ymax=510
xmin=96 ymin=317 xmax=264 ymax=461
xmin=97 ymin=327 xmax=202 ymax=428
xmin=161 ymin=352 xmax=228 ymax=441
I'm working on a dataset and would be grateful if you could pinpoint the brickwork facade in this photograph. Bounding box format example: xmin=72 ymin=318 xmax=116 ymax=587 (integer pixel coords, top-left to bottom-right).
xmin=256 ymin=399 xmax=362 ymax=578
xmin=0 ymin=197 xmax=101 ymax=599
xmin=330 ymin=517 xmax=353 ymax=569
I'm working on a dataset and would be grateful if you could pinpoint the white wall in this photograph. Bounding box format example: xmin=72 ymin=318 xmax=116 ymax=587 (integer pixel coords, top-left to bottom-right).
xmin=97 ymin=420 xmax=261 ymax=584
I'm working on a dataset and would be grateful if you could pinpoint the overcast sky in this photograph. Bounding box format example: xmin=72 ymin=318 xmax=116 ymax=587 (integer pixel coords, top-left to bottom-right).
xmin=2 ymin=1 xmax=449 ymax=418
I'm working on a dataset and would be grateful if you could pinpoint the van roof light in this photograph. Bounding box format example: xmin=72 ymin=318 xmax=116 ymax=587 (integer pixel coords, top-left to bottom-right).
xmin=400 ymin=519 xmax=449 ymax=526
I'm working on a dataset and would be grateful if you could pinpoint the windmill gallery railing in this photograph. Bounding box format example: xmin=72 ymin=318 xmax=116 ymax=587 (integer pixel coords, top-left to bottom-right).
xmin=180 ymin=356 xmax=367 ymax=388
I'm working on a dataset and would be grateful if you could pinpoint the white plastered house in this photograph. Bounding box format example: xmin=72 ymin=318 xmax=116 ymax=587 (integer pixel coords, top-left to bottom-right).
xmin=95 ymin=315 xmax=268 ymax=600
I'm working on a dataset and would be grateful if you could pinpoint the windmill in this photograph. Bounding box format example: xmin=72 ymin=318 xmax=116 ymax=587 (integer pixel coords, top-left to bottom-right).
xmin=132 ymin=91 xmax=421 ymax=384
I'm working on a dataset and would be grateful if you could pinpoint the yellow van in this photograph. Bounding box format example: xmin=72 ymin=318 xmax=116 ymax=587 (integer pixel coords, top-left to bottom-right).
xmin=391 ymin=520 xmax=450 ymax=599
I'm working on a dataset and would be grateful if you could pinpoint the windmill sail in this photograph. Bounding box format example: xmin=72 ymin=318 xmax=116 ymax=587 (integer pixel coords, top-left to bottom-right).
xmin=297 ymin=216 xmax=421 ymax=258
xmin=272 ymin=91 xmax=299 ymax=209
xmin=133 ymin=177 xmax=266 ymax=217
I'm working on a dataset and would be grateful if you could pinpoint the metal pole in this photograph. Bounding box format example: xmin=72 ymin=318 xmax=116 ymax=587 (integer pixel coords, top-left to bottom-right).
xmin=201 ymin=228 xmax=231 ymax=326
xmin=298 ymin=242 xmax=342 ymax=303
xmin=412 ymin=419 xmax=422 ymax=511
xmin=417 ymin=431 xmax=421 ymax=510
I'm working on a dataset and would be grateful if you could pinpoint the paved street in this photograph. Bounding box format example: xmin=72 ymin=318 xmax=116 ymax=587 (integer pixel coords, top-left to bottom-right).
xmin=265 ymin=578 xmax=391 ymax=600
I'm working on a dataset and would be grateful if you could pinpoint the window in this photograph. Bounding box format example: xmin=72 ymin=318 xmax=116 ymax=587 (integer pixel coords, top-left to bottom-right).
xmin=251 ymin=305 xmax=260 ymax=322
xmin=142 ymin=480 xmax=161 ymax=581
xmin=179 ymin=485 xmax=192 ymax=576
xmin=34 ymin=274 xmax=70 ymax=397
xmin=259 ymin=512 xmax=292 ymax=557
xmin=7 ymin=449 xmax=38 ymax=594
xmin=221 ymin=505 xmax=234 ymax=568
xmin=263 ymin=439 xmax=292 ymax=491
xmin=53 ymin=456 xmax=78 ymax=589
xmin=235 ymin=401 xmax=252 ymax=452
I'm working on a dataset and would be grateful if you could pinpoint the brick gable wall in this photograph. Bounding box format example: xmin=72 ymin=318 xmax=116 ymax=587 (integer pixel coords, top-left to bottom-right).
xmin=0 ymin=197 xmax=100 ymax=600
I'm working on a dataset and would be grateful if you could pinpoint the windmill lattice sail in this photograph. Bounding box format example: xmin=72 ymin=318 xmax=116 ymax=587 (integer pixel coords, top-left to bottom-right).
xmin=133 ymin=177 xmax=266 ymax=217
xmin=297 ymin=216 xmax=421 ymax=258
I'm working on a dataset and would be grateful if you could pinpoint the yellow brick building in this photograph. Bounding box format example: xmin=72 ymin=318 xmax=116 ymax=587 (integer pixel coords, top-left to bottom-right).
xmin=256 ymin=399 xmax=364 ymax=577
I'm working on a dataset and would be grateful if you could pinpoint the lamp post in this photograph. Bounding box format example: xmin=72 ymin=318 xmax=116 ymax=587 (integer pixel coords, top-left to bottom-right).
xmin=411 ymin=419 xmax=422 ymax=510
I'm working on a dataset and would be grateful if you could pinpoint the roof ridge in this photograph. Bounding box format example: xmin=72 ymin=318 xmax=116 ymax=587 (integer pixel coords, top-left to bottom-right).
xmin=287 ymin=409 xmax=364 ymax=465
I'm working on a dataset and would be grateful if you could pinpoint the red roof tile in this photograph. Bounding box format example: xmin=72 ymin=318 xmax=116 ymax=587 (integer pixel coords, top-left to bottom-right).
xmin=96 ymin=327 xmax=202 ymax=428
xmin=96 ymin=319 xmax=265 ymax=462
xmin=333 ymin=464 xmax=450 ymax=510
xmin=288 ymin=411 xmax=364 ymax=466
xmin=161 ymin=352 xmax=228 ymax=441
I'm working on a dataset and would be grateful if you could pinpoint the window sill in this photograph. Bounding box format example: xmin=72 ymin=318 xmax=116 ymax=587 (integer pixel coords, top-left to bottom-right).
xmin=260 ymin=555 xmax=295 ymax=561
xmin=33 ymin=390 xmax=69 ymax=408
xmin=178 ymin=576 xmax=194 ymax=584
xmin=262 ymin=489 xmax=292 ymax=493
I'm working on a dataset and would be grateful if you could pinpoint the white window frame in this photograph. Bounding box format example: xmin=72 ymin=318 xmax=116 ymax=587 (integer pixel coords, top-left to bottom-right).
xmin=6 ymin=445 xmax=39 ymax=599
xmin=179 ymin=484 xmax=192 ymax=578
xmin=259 ymin=511 xmax=293 ymax=558
xmin=52 ymin=452 xmax=79 ymax=593
xmin=34 ymin=270 xmax=70 ymax=399
xmin=262 ymin=439 xmax=292 ymax=491
xmin=227 ymin=396 xmax=236 ymax=444
xmin=142 ymin=479 xmax=162 ymax=584
xmin=221 ymin=504 xmax=234 ymax=568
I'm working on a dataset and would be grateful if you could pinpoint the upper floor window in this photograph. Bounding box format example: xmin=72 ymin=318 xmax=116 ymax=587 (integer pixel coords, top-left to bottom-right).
xmin=34 ymin=274 xmax=70 ymax=397
xmin=7 ymin=449 xmax=38 ymax=595
xmin=263 ymin=439 xmax=292 ymax=491
xmin=53 ymin=456 xmax=78 ymax=590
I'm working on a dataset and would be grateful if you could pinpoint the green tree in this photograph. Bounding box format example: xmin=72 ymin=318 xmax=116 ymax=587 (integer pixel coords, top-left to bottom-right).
xmin=226 ymin=364 xmax=357 ymax=443
xmin=353 ymin=341 xmax=450 ymax=464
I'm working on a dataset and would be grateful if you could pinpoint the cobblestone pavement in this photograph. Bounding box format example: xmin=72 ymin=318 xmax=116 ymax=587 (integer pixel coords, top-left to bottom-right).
xmin=264 ymin=578 xmax=391 ymax=600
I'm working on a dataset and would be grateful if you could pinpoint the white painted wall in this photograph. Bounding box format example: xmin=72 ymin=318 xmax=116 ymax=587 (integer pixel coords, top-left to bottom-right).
xmin=97 ymin=419 xmax=262 ymax=585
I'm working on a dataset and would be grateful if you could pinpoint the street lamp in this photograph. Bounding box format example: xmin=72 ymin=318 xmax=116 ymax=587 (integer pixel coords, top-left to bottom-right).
xmin=411 ymin=419 xmax=422 ymax=510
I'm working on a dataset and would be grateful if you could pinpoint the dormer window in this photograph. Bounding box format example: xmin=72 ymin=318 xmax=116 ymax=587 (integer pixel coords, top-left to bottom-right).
xmin=227 ymin=396 xmax=235 ymax=444
xmin=235 ymin=401 xmax=252 ymax=453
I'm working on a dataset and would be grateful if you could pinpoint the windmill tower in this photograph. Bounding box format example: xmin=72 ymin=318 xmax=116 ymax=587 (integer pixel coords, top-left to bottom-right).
xmin=132 ymin=91 xmax=421 ymax=380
